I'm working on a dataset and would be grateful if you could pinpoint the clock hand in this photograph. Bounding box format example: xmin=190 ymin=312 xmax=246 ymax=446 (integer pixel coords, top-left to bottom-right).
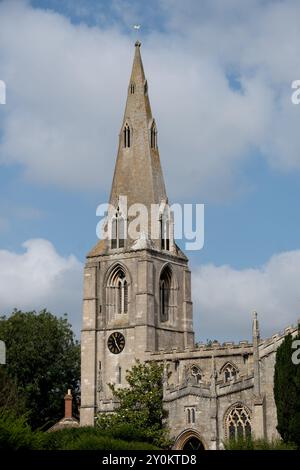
xmin=113 ymin=336 xmax=121 ymax=352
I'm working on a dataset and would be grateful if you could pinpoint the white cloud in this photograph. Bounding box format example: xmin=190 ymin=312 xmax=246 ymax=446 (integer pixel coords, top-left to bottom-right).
xmin=192 ymin=249 xmax=300 ymax=343
xmin=0 ymin=0 xmax=299 ymax=201
xmin=0 ymin=238 xmax=299 ymax=344
xmin=0 ymin=238 xmax=83 ymax=335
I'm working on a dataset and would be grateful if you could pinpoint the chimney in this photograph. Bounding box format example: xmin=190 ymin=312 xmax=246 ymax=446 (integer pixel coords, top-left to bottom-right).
xmin=64 ymin=389 xmax=73 ymax=419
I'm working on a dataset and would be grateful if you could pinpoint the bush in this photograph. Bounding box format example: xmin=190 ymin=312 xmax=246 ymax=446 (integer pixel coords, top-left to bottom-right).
xmin=96 ymin=422 xmax=150 ymax=442
xmin=0 ymin=409 xmax=43 ymax=450
xmin=97 ymin=419 xmax=170 ymax=448
xmin=0 ymin=409 xmax=159 ymax=450
xmin=42 ymin=427 xmax=159 ymax=450
xmin=224 ymin=437 xmax=298 ymax=450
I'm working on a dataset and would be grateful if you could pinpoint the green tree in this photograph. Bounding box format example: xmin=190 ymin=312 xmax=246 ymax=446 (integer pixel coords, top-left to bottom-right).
xmin=274 ymin=327 xmax=300 ymax=447
xmin=97 ymin=360 xmax=170 ymax=447
xmin=0 ymin=368 xmax=25 ymax=414
xmin=0 ymin=309 xmax=80 ymax=429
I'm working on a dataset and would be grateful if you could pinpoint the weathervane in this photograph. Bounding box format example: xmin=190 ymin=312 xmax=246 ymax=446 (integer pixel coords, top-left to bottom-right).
xmin=133 ymin=24 xmax=141 ymax=43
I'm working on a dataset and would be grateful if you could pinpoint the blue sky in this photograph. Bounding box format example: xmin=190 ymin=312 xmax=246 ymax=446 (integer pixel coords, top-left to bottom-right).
xmin=0 ymin=0 xmax=300 ymax=341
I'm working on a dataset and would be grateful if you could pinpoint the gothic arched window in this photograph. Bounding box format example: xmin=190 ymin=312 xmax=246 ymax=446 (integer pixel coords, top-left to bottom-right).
xmin=117 ymin=273 xmax=128 ymax=314
xmin=130 ymin=82 xmax=135 ymax=94
xmin=159 ymin=265 xmax=177 ymax=323
xmin=221 ymin=362 xmax=238 ymax=383
xmin=191 ymin=365 xmax=202 ymax=384
xmin=111 ymin=207 xmax=125 ymax=249
xmin=225 ymin=404 xmax=251 ymax=440
xmin=160 ymin=278 xmax=168 ymax=322
xmin=124 ymin=123 xmax=130 ymax=148
xmin=106 ymin=265 xmax=129 ymax=316
xmin=150 ymin=121 xmax=157 ymax=149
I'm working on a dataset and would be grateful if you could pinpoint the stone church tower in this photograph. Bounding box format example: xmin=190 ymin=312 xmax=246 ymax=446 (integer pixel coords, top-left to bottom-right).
xmin=80 ymin=41 xmax=299 ymax=450
xmin=80 ymin=41 xmax=194 ymax=427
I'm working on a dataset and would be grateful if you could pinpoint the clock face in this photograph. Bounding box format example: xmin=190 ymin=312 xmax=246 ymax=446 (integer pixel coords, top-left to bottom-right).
xmin=107 ymin=331 xmax=125 ymax=354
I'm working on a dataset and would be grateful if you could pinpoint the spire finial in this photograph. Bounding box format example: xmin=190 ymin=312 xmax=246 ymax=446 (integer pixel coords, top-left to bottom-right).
xmin=133 ymin=24 xmax=141 ymax=45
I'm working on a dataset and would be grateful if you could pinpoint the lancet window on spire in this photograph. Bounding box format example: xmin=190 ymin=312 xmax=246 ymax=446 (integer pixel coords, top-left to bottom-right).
xmin=160 ymin=207 xmax=170 ymax=251
xmin=124 ymin=123 xmax=131 ymax=148
xmin=130 ymin=82 xmax=135 ymax=94
xmin=150 ymin=121 xmax=157 ymax=149
xmin=111 ymin=207 xmax=125 ymax=249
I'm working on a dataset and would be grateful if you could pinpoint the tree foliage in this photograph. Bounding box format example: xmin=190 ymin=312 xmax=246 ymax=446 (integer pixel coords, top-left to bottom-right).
xmin=0 ymin=309 xmax=80 ymax=429
xmin=274 ymin=327 xmax=300 ymax=447
xmin=97 ymin=360 xmax=170 ymax=447
xmin=0 ymin=409 xmax=42 ymax=450
xmin=0 ymin=368 xmax=25 ymax=414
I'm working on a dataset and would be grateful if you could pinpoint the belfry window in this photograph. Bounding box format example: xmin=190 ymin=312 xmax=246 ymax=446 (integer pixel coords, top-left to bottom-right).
xmin=150 ymin=122 xmax=157 ymax=149
xmin=111 ymin=207 xmax=125 ymax=249
xmin=124 ymin=123 xmax=130 ymax=148
xmin=130 ymin=83 xmax=135 ymax=94
xmin=160 ymin=279 xmax=167 ymax=321
xmin=117 ymin=273 xmax=128 ymax=314
xmin=225 ymin=404 xmax=251 ymax=440
xmin=159 ymin=265 xmax=172 ymax=322
xmin=106 ymin=264 xmax=129 ymax=316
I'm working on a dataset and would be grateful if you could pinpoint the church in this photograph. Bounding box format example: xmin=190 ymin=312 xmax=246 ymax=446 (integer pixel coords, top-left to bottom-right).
xmin=80 ymin=41 xmax=298 ymax=450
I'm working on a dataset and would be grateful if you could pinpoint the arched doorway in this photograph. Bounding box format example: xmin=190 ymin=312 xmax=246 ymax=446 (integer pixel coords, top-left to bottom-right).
xmin=182 ymin=436 xmax=205 ymax=451
xmin=174 ymin=430 xmax=206 ymax=450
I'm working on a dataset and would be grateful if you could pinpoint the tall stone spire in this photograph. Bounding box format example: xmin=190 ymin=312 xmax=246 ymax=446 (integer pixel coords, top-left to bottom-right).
xmin=109 ymin=41 xmax=167 ymax=213
xmin=88 ymin=41 xmax=179 ymax=257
